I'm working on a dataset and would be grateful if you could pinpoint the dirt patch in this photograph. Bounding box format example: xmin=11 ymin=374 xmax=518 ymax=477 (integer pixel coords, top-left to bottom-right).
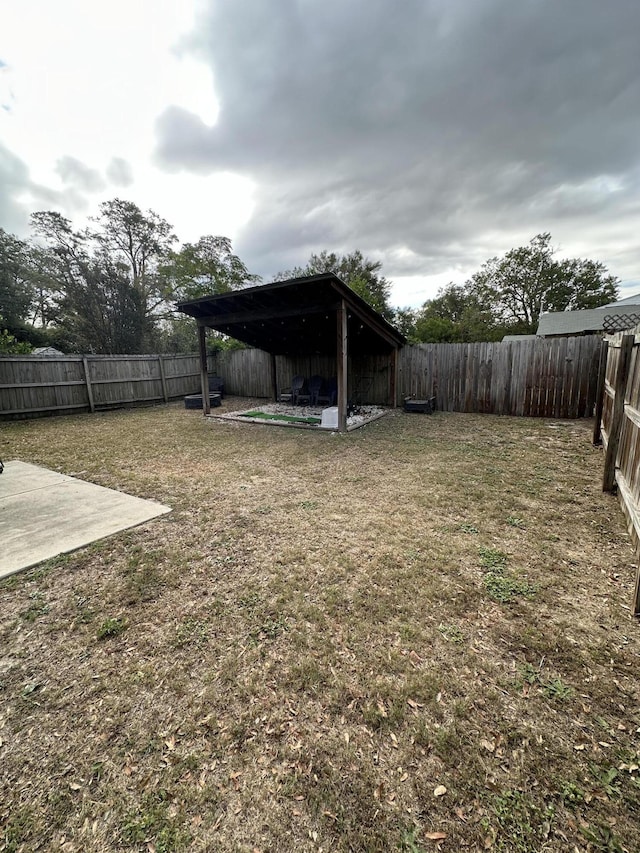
xmin=1 ymin=400 xmax=639 ymax=852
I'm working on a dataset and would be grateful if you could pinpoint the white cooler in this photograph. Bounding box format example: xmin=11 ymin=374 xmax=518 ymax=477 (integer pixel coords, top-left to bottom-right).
xmin=320 ymin=407 xmax=339 ymax=429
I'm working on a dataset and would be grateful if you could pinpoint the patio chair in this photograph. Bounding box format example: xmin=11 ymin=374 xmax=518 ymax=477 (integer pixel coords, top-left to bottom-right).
xmin=308 ymin=375 xmax=323 ymax=406
xmin=208 ymin=375 xmax=225 ymax=398
xmin=278 ymin=375 xmax=304 ymax=403
xmin=278 ymin=375 xmax=307 ymax=405
xmin=292 ymin=375 xmax=309 ymax=405
xmin=317 ymin=377 xmax=337 ymax=407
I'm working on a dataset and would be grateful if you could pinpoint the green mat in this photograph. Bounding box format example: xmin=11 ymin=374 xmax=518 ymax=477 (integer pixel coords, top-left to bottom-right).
xmin=240 ymin=410 xmax=322 ymax=425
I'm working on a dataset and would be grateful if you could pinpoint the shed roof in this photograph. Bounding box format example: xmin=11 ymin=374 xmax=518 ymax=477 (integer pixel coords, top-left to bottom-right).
xmin=177 ymin=273 xmax=405 ymax=356
xmin=537 ymin=303 xmax=640 ymax=336
xmin=32 ymin=346 xmax=65 ymax=356
xmin=603 ymin=292 xmax=640 ymax=307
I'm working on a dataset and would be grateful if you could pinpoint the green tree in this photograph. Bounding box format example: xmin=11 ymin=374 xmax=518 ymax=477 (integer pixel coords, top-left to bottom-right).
xmin=392 ymin=307 xmax=418 ymax=341
xmin=157 ymin=235 xmax=259 ymax=352
xmin=30 ymin=203 xmax=177 ymax=352
xmin=161 ymin=235 xmax=260 ymax=301
xmin=28 ymin=203 xmax=258 ymax=353
xmin=90 ymin=199 xmax=177 ymax=335
xmin=24 ymin=244 xmax=65 ymax=329
xmin=0 ymin=228 xmax=64 ymax=347
xmin=60 ymin=258 xmax=148 ymax=353
xmin=0 ymin=229 xmax=33 ymax=332
xmin=276 ymin=250 xmax=394 ymax=320
xmin=549 ymin=257 xmax=620 ymax=311
xmin=468 ymin=233 xmax=618 ymax=334
xmin=0 ymin=319 xmax=32 ymax=353
xmin=414 ymin=284 xmax=502 ymax=342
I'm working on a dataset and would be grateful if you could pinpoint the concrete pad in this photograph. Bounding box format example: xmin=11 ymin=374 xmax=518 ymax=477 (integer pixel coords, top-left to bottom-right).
xmin=0 ymin=461 xmax=171 ymax=579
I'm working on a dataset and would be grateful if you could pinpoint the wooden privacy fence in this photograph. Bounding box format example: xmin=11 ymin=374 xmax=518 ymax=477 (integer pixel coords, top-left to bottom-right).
xmin=596 ymin=328 xmax=640 ymax=614
xmin=400 ymin=337 xmax=601 ymax=417
xmin=2 ymin=336 xmax=601 ymax=420
xmin=213 ymin=336 xmax=602 ymax=418
xmin=212 ymin=349 xmax=396 ymax=404
xmin=0 ymin=354 xmax=209 ymax=419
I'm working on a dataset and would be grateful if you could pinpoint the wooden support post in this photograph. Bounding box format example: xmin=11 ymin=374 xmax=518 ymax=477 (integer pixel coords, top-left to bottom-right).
xmin=158 ymin=355 xmax=169 ymax=403
xmin=270 ymin=353 xmax=278 ymax=402
xmin=336 ymin=300 xmax=348 ymax=432
xmin=198 ymin=325 xmax=211 ymax=415
xmin=390 ymin=347 xmax=398 ymax=408
xmin=603 ymin=334 xmax=634 ymax=492
xmin=82 ymin=356 xmax=95 ymax=413
xmin=592 ymin=339 xmax=609 ymax=445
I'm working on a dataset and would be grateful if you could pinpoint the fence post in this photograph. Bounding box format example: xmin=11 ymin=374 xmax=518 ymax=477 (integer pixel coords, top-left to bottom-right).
xmin=82 ymin=356 xmax=95 ymax=413
xmin=157 ymin=355 xmax=169 ymax=403
xmin=198 ymin=325 xmax=211 ymax=415
xmin=592 ymin=339 xmax=609 ymax=445
xmin=632 ymin=549 xmax=640 ymax=617
xmin=602 ymin=334 xmax=634 ymax=492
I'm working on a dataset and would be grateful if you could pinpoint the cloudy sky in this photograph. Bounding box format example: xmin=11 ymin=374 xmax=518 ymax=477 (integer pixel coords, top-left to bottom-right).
xmin=1 ymin=0 xmax=639 ymax=308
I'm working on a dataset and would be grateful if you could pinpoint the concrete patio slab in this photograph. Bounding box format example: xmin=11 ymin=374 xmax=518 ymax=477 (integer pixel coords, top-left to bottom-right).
xmin=0 ymin=461 xmax=171 ymax=579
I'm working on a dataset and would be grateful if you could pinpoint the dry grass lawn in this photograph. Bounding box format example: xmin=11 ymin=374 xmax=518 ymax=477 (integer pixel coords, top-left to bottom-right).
xmin=1 ymin=399 xmax=639 ymax=853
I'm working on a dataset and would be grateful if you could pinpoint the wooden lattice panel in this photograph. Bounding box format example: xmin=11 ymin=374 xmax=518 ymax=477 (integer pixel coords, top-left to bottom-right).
xmin=603 ymin=313 xmax=640 ymax=333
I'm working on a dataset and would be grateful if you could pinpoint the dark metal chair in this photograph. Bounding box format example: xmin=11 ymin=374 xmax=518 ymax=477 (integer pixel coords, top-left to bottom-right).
xmin=279 ymin=375 xmax=305 ymax=404
xmin=317 ymin=377 xmax=337 ymax=406
xmin=308 ymin=375 xmax=323 ymax=406
xmin=208 ymin=376 xmax=225 ymax=398
xmin=291 ymin=375 xmax=306 ymax=405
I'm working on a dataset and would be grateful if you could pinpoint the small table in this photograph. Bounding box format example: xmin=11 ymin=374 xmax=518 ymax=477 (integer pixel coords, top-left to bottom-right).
xmin=403 ymin=397 xmax=436 ymax=414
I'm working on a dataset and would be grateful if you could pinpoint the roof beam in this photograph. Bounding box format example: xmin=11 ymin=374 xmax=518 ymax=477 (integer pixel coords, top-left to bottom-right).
xmin=328 ymin=278 xmax=402 ymax=348
xmin=194 ymin=302 xmax=338 ymax=328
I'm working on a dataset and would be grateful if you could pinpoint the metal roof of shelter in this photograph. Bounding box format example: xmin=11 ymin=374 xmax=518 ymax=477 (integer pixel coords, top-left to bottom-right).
xmin=177 ymin=273 xmax=405 ymax=356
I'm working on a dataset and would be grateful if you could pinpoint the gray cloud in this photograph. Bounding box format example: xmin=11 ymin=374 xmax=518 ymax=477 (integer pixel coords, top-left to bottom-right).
xmin=0 ymin=142 xmax=31 ymax=233
xmin=106 ymin=156 xmax=134 ymax=187
xmin=0 ymin=145 xmax=103 ymax=237
xmin=156 ymin=0 xmax=640 ymax=302
xmin=55 ymin=155 xmax=106 ymax=193
xmin=0 ymin=60 xmax=14 ymax=113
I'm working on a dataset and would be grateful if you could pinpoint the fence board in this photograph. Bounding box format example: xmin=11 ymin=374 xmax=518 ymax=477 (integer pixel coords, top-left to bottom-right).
xmin=0 ymin=353 xmax=207 ymax=419
xmin=597 ymin=327 xmax=640 ymax=614
xmin=394 ymin=337 xmax=599 ymax=417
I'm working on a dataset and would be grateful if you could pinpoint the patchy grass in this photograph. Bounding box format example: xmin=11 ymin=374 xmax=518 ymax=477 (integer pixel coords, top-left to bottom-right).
xmin=96 ymin=616 xmax=127 ymax=640
xmin=1 ymin=399 xmax=639 ymax=852
xmin=483 ymin=571 xmax=538 ymax=603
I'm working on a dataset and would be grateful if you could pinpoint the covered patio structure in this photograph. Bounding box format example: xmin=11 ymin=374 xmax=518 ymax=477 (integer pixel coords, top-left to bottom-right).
xmin=177 ymin=273 xmax=405 ymax=432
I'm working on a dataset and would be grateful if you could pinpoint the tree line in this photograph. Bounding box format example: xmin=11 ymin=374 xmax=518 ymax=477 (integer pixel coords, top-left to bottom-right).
xmin=0 ymin=200 xmax=618 ymax=354
xmin=403 ymin=233 xmax=618 ymax=343
xmin=0 ymin=199 xmax=260 ymax=354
